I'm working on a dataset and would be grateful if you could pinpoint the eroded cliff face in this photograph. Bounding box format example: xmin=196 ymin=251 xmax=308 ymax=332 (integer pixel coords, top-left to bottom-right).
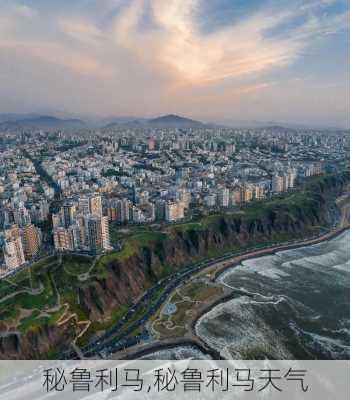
xmin=0 ymin=322 xmax=77 ymax=360
xmin=0 ymin=173 xmax=348 ymax=359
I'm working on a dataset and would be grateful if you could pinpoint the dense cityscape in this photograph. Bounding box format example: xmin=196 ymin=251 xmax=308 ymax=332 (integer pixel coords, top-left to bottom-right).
xmin=1 ymin=118 xmax=348 ymax=276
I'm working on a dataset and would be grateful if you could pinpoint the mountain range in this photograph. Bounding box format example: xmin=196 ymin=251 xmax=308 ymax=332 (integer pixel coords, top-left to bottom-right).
xmin=0 ymin=114 xmax=85 ymax=131
xmin=0 ymin=112 xmax=347 ymax=132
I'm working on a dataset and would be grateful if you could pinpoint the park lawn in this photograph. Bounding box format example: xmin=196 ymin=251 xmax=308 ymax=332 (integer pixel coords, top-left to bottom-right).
xmin=0 ymin=269 xmax=57 ymax=321
xmin=62 ymin=254 xmax=94 ymax=276
xmin=110 ymin=224 xmax=158 ymax=242
xmin=153 ymin=320 xmax=186 ymax=338
xmin=180 ymin=282 xmax=223 ymax=302
xmin=169 ymin=222 xmax=204 ymax=232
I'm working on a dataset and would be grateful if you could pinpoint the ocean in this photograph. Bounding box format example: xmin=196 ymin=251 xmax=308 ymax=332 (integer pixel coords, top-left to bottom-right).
xmin=147 ymin=230 xmax=350 ymax=359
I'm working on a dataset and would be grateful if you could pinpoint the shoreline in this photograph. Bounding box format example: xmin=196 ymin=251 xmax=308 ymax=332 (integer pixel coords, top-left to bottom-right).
xmin=191 ymin=226 xmax=350 ymax=355
xmin=113 ymin=225 xmax=349 ymax=360
xmin=214 ymin=226 xmax=349 ymax=280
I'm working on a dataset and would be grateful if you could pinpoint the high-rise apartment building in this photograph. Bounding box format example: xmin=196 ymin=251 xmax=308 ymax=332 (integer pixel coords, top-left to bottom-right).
xmin=243 ymin=184 xmax=254 ymax=203
xmin=204 ymin=194 xmax=217 ymax=208
xmin=86 ymin=215 xmax=111 ymax=253
xmin=272 ymin=174 xmax=285 ymax=193
xmin=148 ymin=137 xmax=155 ymax=151
xmin=5 ymin=224 xmax=21 ymax=241
xmin=287 ymin=168 xmax=297 ymax=189
xmin=78 ymin=197 xmax=90 ymax=215
xmin=22 ymin=224 xmax=41 ymax=259
xmin=78 ymin=194 xmax=103 ymax=217
xmin=254 ymin=184 xmax=266 ymax=200
xmin=231 ymin=187 xmax=244 ymax=205
xmin=3 ymin=225 xmax=25 ymax=270
xmin=117 ymin=199 xmax=131 ymax=223
xmin=61 ymin=202 xmax=76 ymax=228
xmin=53 ymin=227 xmax=74 ymax=251
xmin=177 ymin=189 xmax=191 ymax=208
xmin=52 ymin=213 xmax=62 ymax=229
xmin=89 ymin=195 xmax=103 ymax=217
xmin=156 ymin=200 xmax=166 ymax=221
xmin=3 ymin=238 xmax=25 ymax=270
xmin=75 ymin=214 xmax=88 ymax=248
xmin=217 ymin=188 xmax=230 ymax=208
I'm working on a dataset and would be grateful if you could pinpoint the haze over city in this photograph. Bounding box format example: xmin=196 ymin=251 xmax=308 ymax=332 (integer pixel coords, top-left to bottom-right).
xmin=0 ymin=0 xmax=350 ymax=127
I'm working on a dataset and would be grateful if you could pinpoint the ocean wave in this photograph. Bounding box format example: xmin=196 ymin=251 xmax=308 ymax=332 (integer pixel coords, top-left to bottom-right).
xmin=196 ymin=297 xmax=293 ymax=359
xmin=195 ymin=230 xmax=350 ymax=360
xmin=304 ymin=331 xmax=350 ymax=358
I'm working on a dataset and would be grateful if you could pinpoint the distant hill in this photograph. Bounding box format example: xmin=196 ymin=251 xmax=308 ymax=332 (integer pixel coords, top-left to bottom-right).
xmin=0 ymin=115 xmax=85 ymax=131
xmin=148 ymin=114 xmax=204 ymax=127
xmin=103 ymin=114 xmax=205 ymax=130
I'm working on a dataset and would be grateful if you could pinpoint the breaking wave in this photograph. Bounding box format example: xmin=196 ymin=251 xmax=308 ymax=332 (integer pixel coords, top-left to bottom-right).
xmin=195 ymin=230 xmax=350 ymax=359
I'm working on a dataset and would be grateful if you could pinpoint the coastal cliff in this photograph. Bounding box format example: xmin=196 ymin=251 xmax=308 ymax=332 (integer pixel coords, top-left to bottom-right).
xmin=0 ymin=172 xmax=349 ymax=359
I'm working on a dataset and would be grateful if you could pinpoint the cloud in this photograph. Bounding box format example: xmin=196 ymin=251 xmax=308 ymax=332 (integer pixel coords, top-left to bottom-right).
xmin=0 ymin=3 xmax=112 ymax=78
xmin=58 ymin=18 xmax=104 ymax=46
xmin=103 ymin=0 xmax=350 ymax=86
xmin=110 ymin=0 xmax=297 ymax=84
xmin=0 ymin=0 xmax=349 ymax=121
xmin=1 ymin=0 xmax=349 ymax=84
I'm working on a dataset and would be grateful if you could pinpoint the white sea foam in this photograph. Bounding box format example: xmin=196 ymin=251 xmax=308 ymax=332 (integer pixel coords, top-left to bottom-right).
xmin=333 ymin=260 xmax=350 ymax=273
xmin=196 ymin=297 xmax=293 ymax=359
xmin=195 ymin=230 xmax=350 ymax=360
xmin=253 ymin=267 xmax=290 ymax=279
xmin=306 ymin=332 xmax=350 ymax=357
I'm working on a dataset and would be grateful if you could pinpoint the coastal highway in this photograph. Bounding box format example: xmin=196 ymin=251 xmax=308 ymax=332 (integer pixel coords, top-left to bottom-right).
xmin=65 ymin=223 xmax=348 ymax=360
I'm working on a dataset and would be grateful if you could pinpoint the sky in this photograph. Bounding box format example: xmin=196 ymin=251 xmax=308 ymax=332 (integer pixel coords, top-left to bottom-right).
xmin=0 ymin=0 xmax=350 ymax=127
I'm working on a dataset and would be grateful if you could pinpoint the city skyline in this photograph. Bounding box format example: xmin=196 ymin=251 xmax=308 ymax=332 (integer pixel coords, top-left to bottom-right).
xmin=0 ymin=0 xmax=350 ymax=127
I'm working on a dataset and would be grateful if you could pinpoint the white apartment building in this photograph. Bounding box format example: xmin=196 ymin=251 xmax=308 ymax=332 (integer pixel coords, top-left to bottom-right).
xmin=3 ymin=237 xmax=25 ymax=270
xmin=272 ymin=174 xmax=285 ymax=193
xmin=217 ymin=188 xmax=230 ymax=208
